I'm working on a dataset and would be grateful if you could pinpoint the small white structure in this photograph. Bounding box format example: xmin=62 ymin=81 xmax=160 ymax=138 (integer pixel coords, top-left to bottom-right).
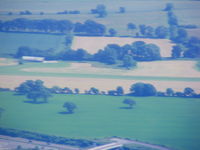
xmin=88 ymin=143 xmax=123 ymax=150
xmin=22 ymin=56 xmax=45 ymax=62
xmin=43 ymin=60 xmax=58 ymax=63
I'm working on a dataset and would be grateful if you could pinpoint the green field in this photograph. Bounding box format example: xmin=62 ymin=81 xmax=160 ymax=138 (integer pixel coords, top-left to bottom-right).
xmin=0 ymin=92 xmax=200 ymax=150
xmin=0 ymin=32 xmax=66 ymax=57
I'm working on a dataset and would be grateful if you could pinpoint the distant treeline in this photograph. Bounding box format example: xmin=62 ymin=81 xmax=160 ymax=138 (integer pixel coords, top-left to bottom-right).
xmin=0 ymin=18 xmax=106 ymax=36
xmin=6 ymin=4 xmax=125 ymax=17
xmin=0 ymin=127 xmax=100 ymax=148
xmin=7 ymin=10 xmax=81 ymax=16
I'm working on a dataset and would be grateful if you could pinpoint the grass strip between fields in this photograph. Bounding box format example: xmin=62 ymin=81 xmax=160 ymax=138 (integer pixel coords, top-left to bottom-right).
xmin=1 ymin=69 xmax=200 ymax=82
xmin=0 ymin=66 xmax=200 ymax=82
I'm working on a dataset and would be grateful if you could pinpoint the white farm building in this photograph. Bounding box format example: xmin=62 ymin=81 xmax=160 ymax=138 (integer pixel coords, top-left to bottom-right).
xmin=22 ymin=56 xmax=45 ymax=62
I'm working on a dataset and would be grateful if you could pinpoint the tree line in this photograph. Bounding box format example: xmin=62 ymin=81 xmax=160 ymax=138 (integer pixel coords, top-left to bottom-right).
xmin=0 ymin=17 xmax=171 ymax=39
xmin=12 ymin=80 xmax=200 ymax=103
xmin=0 ymin=18 xmax=106 ymax=36
xmin=125 ymin=3 xmax=199 ymax=58
xmin=126 ymin=23 xmax=169 ymax=39
xmin=163 ymin=3 xmax=200 ymax=58
xmin=16 ymin=41 xmax=161 ymax=69
xmin=93 ymin=41 xmax=161 ymax=65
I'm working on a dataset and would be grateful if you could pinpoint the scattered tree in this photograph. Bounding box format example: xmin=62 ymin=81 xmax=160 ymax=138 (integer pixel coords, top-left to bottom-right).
xmin=119 ymin=7 xmax=126 ymax=13
xmin=164 ymin=3 xmax=174 ymax=11
xmin=15 ymin=80 xmax=52 ymax=103
xmin=63 ymin=102 xmax=77 ymax=114
xmin=123 ymin=99 xmax=136 ymax=109
xmin=91 ymin=4 xmax=107 ymax=18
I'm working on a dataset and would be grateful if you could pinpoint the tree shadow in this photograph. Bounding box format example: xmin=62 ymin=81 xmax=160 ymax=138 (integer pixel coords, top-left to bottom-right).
xmin=23 ymin=100 xmax=47 ymax=104
xmin=119 ymin=107 xmax=132 ymax=109
xmin=58 ymin=111 xmax=73 ymax=115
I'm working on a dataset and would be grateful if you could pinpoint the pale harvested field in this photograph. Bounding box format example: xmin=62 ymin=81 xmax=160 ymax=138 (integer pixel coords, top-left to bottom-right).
xmin=72 ymin=36 xmax=175 ymax=57
xmin=22 ymin=60 xmax=200 ymax=78
xmin=0 ymin=57 xmax=17 ymax=66
xmin=1 ymin=75 xmax=200 ymax=93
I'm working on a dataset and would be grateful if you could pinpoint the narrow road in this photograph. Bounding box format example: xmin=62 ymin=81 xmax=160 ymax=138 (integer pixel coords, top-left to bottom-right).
xmin=110 ymin=138 xmax=173 ymax=150
xmin=88 ymin=142 xmax=123 ymax=150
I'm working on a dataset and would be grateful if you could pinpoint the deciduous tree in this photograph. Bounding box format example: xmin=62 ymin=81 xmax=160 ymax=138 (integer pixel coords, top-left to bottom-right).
xmin=130 ymin=82 xmax=157 ymax=96
xmin=63 ymin=102 xmax=77 ymax=114
xmin=15 ymin=80 xmax=52 ymax=103
xmin=166 ymin=88 xmax=174 ymax=96
xmin=123 ymin=99 xmax=136 ymax=109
